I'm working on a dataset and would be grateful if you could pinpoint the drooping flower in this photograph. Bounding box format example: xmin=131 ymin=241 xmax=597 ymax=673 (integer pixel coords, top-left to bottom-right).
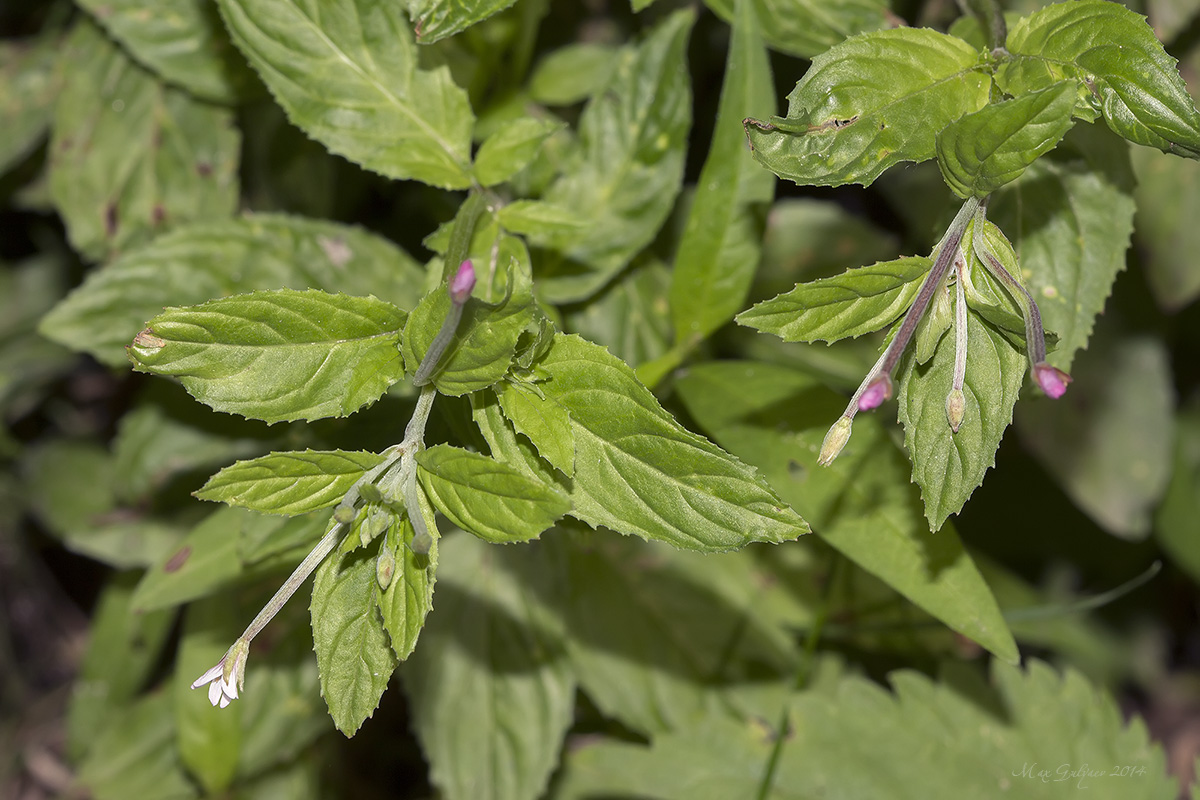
xmin=192 ymin=638 xmax=249 ymax=709
xmin=1033 ymin=362 xmax=1072 ymax=398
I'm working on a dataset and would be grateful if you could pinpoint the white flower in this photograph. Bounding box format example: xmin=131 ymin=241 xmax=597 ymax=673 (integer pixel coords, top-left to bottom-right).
xmin=191 ymin=638 xmax=249 ymax=708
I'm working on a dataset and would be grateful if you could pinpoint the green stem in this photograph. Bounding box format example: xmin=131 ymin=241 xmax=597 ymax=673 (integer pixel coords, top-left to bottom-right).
xmin=754 ymin=552 xmax=842 ymax=800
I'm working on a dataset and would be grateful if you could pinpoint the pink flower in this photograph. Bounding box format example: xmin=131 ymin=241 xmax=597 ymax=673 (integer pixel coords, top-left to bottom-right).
xmin=858 ymin=375 xmax=893 ymax=411
xmin=450 ymin=260 xmax=476 ymax=305
xmin=1033 ymin=362 xmax=1072 ymax=398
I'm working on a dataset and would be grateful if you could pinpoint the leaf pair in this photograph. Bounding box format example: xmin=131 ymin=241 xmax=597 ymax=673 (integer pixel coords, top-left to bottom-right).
xmin=748 ymin=0 xmax=1200 ymax=193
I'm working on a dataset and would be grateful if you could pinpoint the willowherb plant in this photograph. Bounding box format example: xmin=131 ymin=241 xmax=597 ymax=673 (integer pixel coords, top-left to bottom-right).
xmin=10 ymin=0 xmax=1197 ymax=797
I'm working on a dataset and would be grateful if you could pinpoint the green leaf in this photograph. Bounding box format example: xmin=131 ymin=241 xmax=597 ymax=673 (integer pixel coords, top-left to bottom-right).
xmin=1132 ymin=145 xmax=1200 ymax=311
xmin=217 ymin=0 xmax=473 ymax=188
xmin=197 ymin=450 xmax=388 ymax=515
xmin=311 ymin=542 xmax=399 ymax=736
xmin=76 ymin=693 xmax=198 ymax=800
xmin=536 ymin=11 xmax=694 ymax=303
xmin=416 ymin=444 xmax=570 ymax=543
xmin=536 ymin=334 xmax=809 ymax=552
xmin=41 ymin=213 xmax=424 ymax=367
xmin=558 ymin=660 xmax=1174 ymax=800
xmin=528 ymin=43 xmax=617 ymax=106
xmin=701 ymin=0 xmax=891 ymax=60
xmin=495 ymin=378 xmax=575 ymax=476
xmin=1018 ymin=335 xmax=1175 ymax=540
xmin=401 ymin=257 xmax=534 ymax=397
xmin=112 ymin=401 xmax=266 ymax=503
xmin=676 ymin=361 xmax=1018 ymax=663
xmin=0 ymin=37 xmax=60 ymax=175
xmin=48 ymin=20 xmax=239 ymax=261
xmin=936 ymin=82 xmax=1077 ymax=198
xmin=1157 ymin=408 xmax=1200 ymax=583
xmin=989 ymin=125 xmax=1136 ymax=369
xmin=563 ymin=259 xmax=673 ymax=369
xmin=403 ymin=534 xmax=575 ymax=800
xmin=745 ymin=28 xmax=991 ymax=187
xmin=997 ymin=0 xmax=1200 ymax=159
xmin=897 ymin=309 xmax=1027 ymax=530
xmin=77 ymin=0 xmax=257 ymax=103
xmin=408 ymin=0 xmax=517 ymax=43
xmin=546 ymin=532 xmax=796 ymax=736
xmin=67 ymin=573 xmax=174 ymax=761
xmin=737 ymin=256 xmax=929 ymax=344
xmin=131 ymin=506 xmax=247 ymax=612
xmin=496 ymin=200 xmax=586 ymax=238
xmin=671 ymin=0 xmax=775 ymax=348
xmin=475 ymin=118 xmax=564 ymax=186
xmin=376 ymin=516 xmax=436 ymax=660
xmin=128 ymin=289 xmax=406 ymax=423
xmin=175 ymin=595 xmax=244 ymax=794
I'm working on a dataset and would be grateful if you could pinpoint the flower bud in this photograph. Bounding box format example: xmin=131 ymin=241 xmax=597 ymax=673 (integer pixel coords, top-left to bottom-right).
xmin=359 ymin=483 xmax=383 ymax=504
xmin=450 ymin=260 xmax=476 ymax=305
xmin=818 ymin=416 xmax=853 ymax=467
xmin=946 ymin=388 xmax=966 ymax=433
xmin=376 ymin=546 xmax=396 ymax=590
xmin=858 ymin=375 xmax=893 ymax=411
xmin=333 ymin=503 xmax=356 ymax=525
xmin=411 ymin=529 xmax=433 ymax=555
xmin=359 ymin=510 xmax=390 ymax=547
xmin=1033 ymin=362 xmax=1071 ymax=398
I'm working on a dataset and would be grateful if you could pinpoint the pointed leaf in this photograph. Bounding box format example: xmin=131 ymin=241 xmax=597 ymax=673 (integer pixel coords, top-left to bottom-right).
xmin=376 ymin=517 xmax=436 ymax=660
xmin=536 ymin=334 xmax=809 ymax=552
xmin=311 ymin=542 xmax=399 ymax=736
xmin=403 ymin=535 xmax=575 ymax=800
xmin=998 ymin=0 xmax=1200 ymax=158
xmin=77 ymin=0 xmax=257 ymax=103
xmin=529 ymin=43 xmax=618 ymax=106
xmin=48 ymin=20 xmax=239 ymax=260
xmin=676 ymin=361 xmax=1018 ymax=663
xmin=745 ymin=28 xmax=991 ymax=187
xmin=897 ymin=309 xmax=1026 ymax=530
xmin=130 ymin=506 xmax=248 ymax=612
xmin=475 ymin=118 xmax=565 ymax=186
xmin=495 ymin=379 xmax=575 ymax=476
xmin=989 ymin=125 xmax=1136 ymax=369
xmin=409 ymin=0 xmax=518 ymax=44
xmin=737 ymin=256 xmax=929 ymax=344
xmin=416 ymin=444 xmax=569 ymax=543
xmin=40 ymin=214 xmax=424 ymax=367
xmin=936 ymin=81 xmax=1077 ymax=198
xmin=197 ymin=450 xmax=388 ymax=515
xmin=671 ymin=0 xmax=775 ymax=347
xmin=217 ymin=0 xmax=473 ymax=188
xmin=558 ymin=660 xmax=1173 ymax=800
xmin=536 ymin=11 xmax=694 ymax=302
xmin=128 ymin=289 xmax=406 ymax=423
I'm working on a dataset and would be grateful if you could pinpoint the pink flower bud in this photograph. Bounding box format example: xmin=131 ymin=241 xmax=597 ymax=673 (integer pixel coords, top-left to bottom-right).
xmin=450 ymin=260 xmax=476 ymax=305
xmin=1033 ymin=362 xmax=1071 ymax=398
xmin=858 ymin=375 xmax=893 ymax=412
